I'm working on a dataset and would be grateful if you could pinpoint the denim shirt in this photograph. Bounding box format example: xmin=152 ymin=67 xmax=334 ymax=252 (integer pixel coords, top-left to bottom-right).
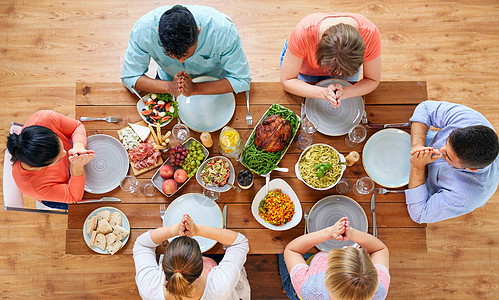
xmin=405 ymin=101 xmax=499 ymax=223
xmin=121 ymin=5 xmax=251 ymax=93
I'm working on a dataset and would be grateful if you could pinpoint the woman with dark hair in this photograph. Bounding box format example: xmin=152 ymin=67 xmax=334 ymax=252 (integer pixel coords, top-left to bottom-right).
xmin=133 ymin=214 xmax=250 ymax=300
xmin=283 ymin=217 xmax=390 ymax=300
xmin=6 ymin=110 xmax=94 ymax=208
xmin=280 ymin=13 xmax=381 ymax=108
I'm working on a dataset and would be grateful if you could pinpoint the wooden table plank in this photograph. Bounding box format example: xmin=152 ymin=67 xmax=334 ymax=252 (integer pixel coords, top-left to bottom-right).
xmin=66 ymin=227 xmax=426 ymax=255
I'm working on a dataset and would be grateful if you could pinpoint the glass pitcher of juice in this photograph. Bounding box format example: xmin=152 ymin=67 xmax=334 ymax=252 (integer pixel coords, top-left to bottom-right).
xmin=219 ymin=126 xmax=243 ymax=160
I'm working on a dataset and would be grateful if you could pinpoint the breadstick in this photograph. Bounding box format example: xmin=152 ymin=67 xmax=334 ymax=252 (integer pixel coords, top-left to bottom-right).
xmin=156 ymin=123 xmax=162 ymax=143
xmin=154 ymin=144 xmax=166 ymax=149
xmin=148 ymin=124 xmax=160 ymax=145
xmin=162 ymin=131 xmax=171 ymax=142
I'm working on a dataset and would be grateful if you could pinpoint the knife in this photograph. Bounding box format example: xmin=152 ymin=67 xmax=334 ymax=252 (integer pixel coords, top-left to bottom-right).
xmin=222 ymin=205 xmax=228 ymax=250
xmin=77 ymin=197 xmax=122 ymax=204
xmin=365 ymin=122 xmax=410 ymax=129
xmin=370 ymin=193 xmax=377 ymax=237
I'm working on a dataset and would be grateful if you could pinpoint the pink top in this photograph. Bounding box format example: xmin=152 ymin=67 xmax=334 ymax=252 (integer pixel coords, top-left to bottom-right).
xmin=288 ymin=13 xmax=381 ymax=76
xmin=290 ymin=251 xmax=390 ymax=299
xmin=12 ymin=110 xmax=88 ymax=204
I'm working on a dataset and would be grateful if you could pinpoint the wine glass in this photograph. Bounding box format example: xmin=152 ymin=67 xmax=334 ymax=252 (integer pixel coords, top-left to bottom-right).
xmin=203 ymin=183 xmax=221 ymax=202
xmin=172 ymin=123 xmax=190 ymax=143
xmin=120 ymin=176 xmax=140 ymax=195
xmin=353 ymin=177 xmax=374 ymax=196
xmin=297 ymin=116 xmax=318 ymax=150
xmin=345 ymin=125 xmax=367 ymax=148
xmin=140 ymin=180 xmax=156 ymax=196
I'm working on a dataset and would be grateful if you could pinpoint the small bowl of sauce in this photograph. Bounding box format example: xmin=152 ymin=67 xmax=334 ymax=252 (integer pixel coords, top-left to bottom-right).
xmin=237 ymin=170 xmax=253 ymax=189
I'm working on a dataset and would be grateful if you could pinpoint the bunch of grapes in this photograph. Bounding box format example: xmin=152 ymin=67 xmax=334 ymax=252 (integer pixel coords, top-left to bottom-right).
xmin=182 ymin=141 xmax=205 ymax=178
xmin=169 ymin=145 xmax=188 ymax=167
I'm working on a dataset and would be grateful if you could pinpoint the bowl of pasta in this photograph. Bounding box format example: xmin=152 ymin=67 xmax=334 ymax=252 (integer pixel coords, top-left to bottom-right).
xmin=295 ymin=144 xmax=346 ymax=190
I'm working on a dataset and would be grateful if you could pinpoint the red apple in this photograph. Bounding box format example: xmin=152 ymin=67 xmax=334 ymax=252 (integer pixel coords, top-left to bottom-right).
xmin=162 ymin=179 xmax=178 ymax=195
xmin=174 ymin=169 xmax=188 ymax=184
xmin=160 ymin=164 xmax=174 ymax=179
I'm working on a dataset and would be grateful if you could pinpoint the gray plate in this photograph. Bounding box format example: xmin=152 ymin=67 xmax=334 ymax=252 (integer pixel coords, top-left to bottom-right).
xmin=305 ymin=79 xmax=364 ymax=136
xmin=84 ymin=134 xmax=129 ymax=194
xmin=307 ymin=195 xmax=368 ymax=251
xmin=196 ymin=156 xmax=235 ymax=193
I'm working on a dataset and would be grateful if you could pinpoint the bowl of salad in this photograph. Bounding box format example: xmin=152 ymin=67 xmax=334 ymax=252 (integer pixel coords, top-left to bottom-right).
xmin=137 ymin=93 xmax=178 ymax=127
xmin=196 ymin=156 xmax=235 ymax=193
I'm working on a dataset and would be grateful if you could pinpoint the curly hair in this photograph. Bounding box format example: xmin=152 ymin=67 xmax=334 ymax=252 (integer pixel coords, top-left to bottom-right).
xmin=158 ymin=5 xmax=198 ymax=59
xmin=316 ymin=23 xmax=365 ymax=77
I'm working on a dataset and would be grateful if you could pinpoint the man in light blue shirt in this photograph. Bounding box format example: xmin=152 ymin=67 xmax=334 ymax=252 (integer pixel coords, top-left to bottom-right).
xmin=121 ymin=5 xmax=251 ymax=96
xmin=406 ymin=101 xmax=499 ymax=223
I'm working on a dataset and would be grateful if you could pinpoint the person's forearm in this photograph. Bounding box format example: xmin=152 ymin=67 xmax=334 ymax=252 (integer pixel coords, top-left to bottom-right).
xmin=73 ymin=141 xmax=86 ymax=151
xmin=341 ymin=78 xmax=379 ymax=99
xmin=149 ymin=224 xmax=180 ymax=244
xmin=348 ymin=227 xmax=387 ymax=254
xmin=191 ymin=79 xmax=233 ymax=95
xmin=285 ymin=229 xmax=330 ymax=255
xmin=196 ymin=224 xmax=238 ymax=246
xmin=411 ymin=122 xmax=429 ymax=149
xmin=409 ymin=164 xmax=426 ymax=189
xmin=135 ymin=75 xmax=175 ymax=94
xmin=71 ymin=164 xmax=85 ymax=177
xmin=281 ymin=78 xmax=327 ymax=99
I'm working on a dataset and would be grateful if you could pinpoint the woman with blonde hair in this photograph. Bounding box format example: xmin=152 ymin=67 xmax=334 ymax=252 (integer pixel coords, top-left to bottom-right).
xmin=280 ymin=13 xmax=381 ymax=108
xmin=283 ymin=217 xmax=390 ymax=299
xmin=133 ymin=214 xmax=250 ymax=300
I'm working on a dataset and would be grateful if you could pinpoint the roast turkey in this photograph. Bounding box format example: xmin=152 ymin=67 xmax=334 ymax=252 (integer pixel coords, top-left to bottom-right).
xmin=254 ymin=115 xmax=292 ymax=152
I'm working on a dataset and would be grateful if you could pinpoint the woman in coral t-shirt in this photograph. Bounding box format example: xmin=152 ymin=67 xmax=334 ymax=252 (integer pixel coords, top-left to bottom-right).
xmin=280 ymin=13 xmax=381 ymax=108
xmin=7 ymin=110 xmax=95 ymax=209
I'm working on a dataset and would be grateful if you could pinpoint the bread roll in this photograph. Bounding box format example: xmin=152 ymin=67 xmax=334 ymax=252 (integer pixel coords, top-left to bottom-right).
xmin=109 ymin=212 xmax=122 ymax=229
xmin=107 ymin=240 xmax=122 ymax=255
xmin=106 ymin=232 xmax=119 ymax=246
xmin=86 ymin=216 xmax=98 ymax=234
xmin=96 ymin=210 xmax=111 ymax=222
xmin=96 ymin=220 xmax=113 ymax=234
xmin=113 ymin=225 xmax=129 ymax=240
xmin=94 ymin=233 xmax=107 ymax=251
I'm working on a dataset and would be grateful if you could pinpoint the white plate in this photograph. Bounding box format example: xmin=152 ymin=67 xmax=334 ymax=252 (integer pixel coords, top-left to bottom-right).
xmin=177 ymin=76 xmax=235 ymax=132
xmin=136 ymin=93 xmax=176 ymax=127
xmin=363 ymin=129 xmax=411 ymax=188
xmin=305 ymin=79 xmax=364 ymax=136
xmin=295 ymin=143 xmax=346 ymax=190
xmin=196 ymin=156 xmax=235 ymax=193
xmin=162 ymin=193 xmax=223 ymax=252
xmin=82 ymin=206 xmax=130 ymax=255
xmin=251 ymin=179 xmax=302 ymax=231
xmin=307 ymin=195 xmax=367 ymax=251
xmin=84 ymin=134 xmax=129 ymax=194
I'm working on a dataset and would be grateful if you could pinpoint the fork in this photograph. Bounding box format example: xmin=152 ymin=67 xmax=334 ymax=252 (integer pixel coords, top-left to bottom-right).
xmin=80 ymin=116 xmax=121 ymax=123
xmin=245 ymin=91 xmax=252 ymax=125
xmin=374 ymin=187 xmax=406 ymax=194
xmin=160 ymin=204 xmax=167 ymax=221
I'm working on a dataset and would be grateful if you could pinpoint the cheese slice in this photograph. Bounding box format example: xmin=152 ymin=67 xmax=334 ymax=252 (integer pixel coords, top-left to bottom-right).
xmin=129 ymin=123 xmax=150 ymax=141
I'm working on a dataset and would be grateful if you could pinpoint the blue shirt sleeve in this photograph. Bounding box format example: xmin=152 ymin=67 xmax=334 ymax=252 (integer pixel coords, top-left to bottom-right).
xmin=409 ymin=100 xmax=485 ymax=129
xmin=121 ymin=24 xmax=153 ymax=91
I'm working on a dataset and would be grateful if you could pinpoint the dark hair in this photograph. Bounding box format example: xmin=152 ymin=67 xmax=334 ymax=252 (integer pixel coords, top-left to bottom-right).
xmin=448 ymin=125 xmax=499 ymax=169
xmin=162 ymin=236 xmax=203 ymax=300
xmin=316 ymin=23 xmax=365 ymax=77
xmin=6 ymin=125 xmax=61 ymax=167
xmin=159 ymin=5 xmax=198 ymax=59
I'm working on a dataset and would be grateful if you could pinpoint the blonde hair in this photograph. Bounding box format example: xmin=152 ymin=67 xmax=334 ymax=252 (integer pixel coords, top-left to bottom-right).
xmin=162 ymin=236 xmax=203 ymax=300
xmin=316 ymin=23 xmax=365 ymax=77
xmin=325 ymin=247 xmax=378 ymax=300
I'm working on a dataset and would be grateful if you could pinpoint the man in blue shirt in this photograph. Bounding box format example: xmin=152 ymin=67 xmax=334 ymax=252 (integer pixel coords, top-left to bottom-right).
xmin=121 ymin=5 xmax=251 ymax=96
xmin=405 ymin=101 xmax=499 ymax=223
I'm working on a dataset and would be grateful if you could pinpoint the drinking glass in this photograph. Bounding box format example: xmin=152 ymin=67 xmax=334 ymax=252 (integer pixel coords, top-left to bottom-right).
xmin=172 ymin=123 xmax=190 ymax=143
xmin=203 ymin=184 xmax=220 ymax=202
xmin=297 ymin=117 xmax=318 ymax=150
xmin=353 ymin=177 xmax=374 ymax=196
xmin=140 ymin=180 xmax=156 ymax=196
xmin=120 ymin=176 xmax=140 ymax=195
xmin=345 ymin=125 xmax=367 ymax=148
xmin=335 ymin=178 xmax=351 ymax=194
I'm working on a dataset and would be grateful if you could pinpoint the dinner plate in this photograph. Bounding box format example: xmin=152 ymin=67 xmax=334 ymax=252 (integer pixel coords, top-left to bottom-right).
xmin=162 ymin=193 xmax=223 ymax=252
xmin=305 ymin=79 xmax=364 ymax=136
xmin=195 ymin=156 xmax=235 ymax=193
xmin=177 ymin=76 xmax=235 ymax=132
xmin=82 ymin=206 xmax=130 ymax=255
xmin=251 ymin=179 xmax=302 ymax=231
xmin=363 ymin=129 xmax=411 ymax=188
xmin=84 ymin=134 xmax=129 ymax=194
xmin=307 ymin=195 xmax=368 ymax=251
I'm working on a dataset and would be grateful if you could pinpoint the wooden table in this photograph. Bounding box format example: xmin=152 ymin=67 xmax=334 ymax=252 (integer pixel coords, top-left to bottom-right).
xmin=67 ymin=81 xmax=428 ymax=255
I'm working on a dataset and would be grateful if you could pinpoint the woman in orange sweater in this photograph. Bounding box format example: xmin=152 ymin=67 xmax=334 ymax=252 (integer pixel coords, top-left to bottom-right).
xmin=7 ymin=110 xmax=95 ymax=209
